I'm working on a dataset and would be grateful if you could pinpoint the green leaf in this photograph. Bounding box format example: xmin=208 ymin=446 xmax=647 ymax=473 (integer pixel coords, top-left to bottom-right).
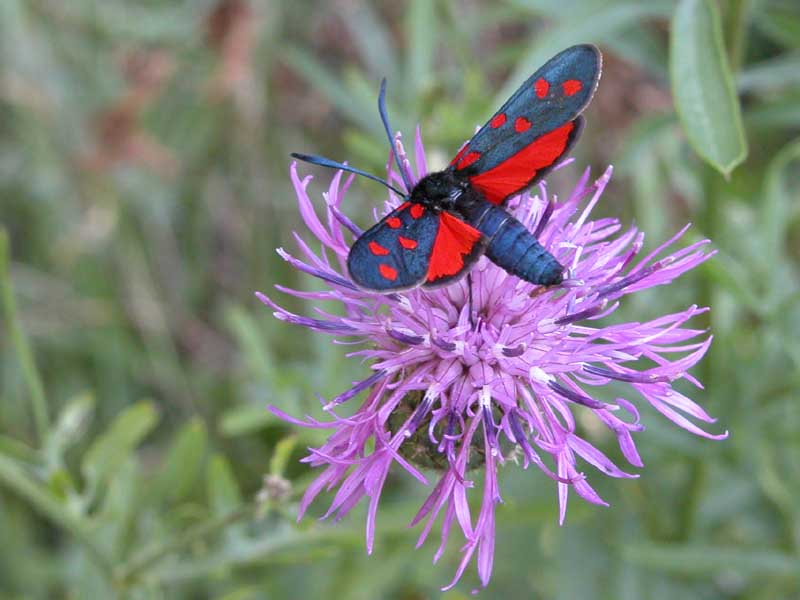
xmin=207 ymin=454 xmax=242 ymax=516
xmin=154 ymin=417 xmax=207 ymax=503
xmin=670 ymin=0 xmax=748 ymax=176
xmin=96 ymin=458 xmax=144 ymax=546
xmin=754 ymin=5 xmax=800 ymax=49
xmin=81 ymin=401 xmax=159 ymax=501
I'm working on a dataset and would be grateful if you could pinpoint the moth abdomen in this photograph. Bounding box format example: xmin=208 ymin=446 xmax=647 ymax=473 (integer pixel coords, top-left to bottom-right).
xmin=464 ymin=199 xmax=563 ymax=286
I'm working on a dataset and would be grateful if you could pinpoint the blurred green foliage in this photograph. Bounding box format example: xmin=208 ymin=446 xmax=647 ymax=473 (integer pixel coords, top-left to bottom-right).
xmin=1 ymin=0 xmax=799 ymax=598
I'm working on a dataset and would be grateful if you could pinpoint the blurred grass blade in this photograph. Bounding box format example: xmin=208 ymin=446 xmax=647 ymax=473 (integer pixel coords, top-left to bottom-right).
xmin=623 ymin=543 xmax=800 ymax=577
xmin=283 ymin=46 xmax=382 ymax=136
xmin=753 ymin=5 xmax=800 ymax=49
xmin=0 ymin=453 xmax=112 ymax=576
xmin=341 ymin=3 xmax=397 ymax=81
xmin=0 ymin=229 xmax=50 ymax=443
xmin=763 ymin=137 xmax=800 ymax=268
xmin=670 ymin=0 xmax=748 ymax=176
xmin=738 ymin=52 xmax=800 ymax=93
xmin=407 ymin=0 xmax=435 ymax=94
xmin=745 ymin=92 xmax=800 ymax=130
xmin=220 ymin=405 xmax=279 ymax=437
xmin=115 ymin=505 xmax=251 ymax=587
xmin=0 ymin=434 xmax=40 ymax=465
xmin=604 ymin=27 xmax=668 ymax=80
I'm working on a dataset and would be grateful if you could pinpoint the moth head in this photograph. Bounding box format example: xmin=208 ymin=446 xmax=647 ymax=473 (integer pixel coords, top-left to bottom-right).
xmin=411 ymin=171 xmax=467 ymax=210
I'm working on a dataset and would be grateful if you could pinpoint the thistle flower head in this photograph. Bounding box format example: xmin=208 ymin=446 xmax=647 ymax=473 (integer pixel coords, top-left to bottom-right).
xmin=259 ymin=128 xmax=726 ymax=590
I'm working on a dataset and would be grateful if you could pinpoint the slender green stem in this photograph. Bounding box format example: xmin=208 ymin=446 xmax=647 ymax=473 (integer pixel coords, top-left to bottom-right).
xmin=0 ymin=230 xmax=50 ymax=444
xmin=0 ymin=453 xmax=113 ymax=576
xmin=114 ymin=505 xmax=252 ymax=587
xmin=678 ymin=164 xmax=718 ymax=540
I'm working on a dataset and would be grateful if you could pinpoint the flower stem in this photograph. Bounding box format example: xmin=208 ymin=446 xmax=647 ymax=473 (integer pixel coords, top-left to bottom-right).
xmin=0 ymin=229 xmax=50 ymax=444
xmin=678 ymin=164 xmax=719 ymax=540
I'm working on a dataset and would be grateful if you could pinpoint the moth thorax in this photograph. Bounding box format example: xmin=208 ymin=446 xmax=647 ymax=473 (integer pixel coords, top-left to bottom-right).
xmin=410 ymin=170 xmax=467 ymax=212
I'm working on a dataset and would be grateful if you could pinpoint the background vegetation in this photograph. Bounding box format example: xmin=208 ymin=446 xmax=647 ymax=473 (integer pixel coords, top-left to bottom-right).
xmin=1 ymin=0 xmax=798 ymax=598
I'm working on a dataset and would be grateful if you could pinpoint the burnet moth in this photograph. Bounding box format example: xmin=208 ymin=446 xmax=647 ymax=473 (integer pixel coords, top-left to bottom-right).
xmin=293 ymin=45 xmax=602 ymax=292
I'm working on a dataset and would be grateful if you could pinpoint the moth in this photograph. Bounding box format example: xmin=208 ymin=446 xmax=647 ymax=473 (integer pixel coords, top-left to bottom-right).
xmin=293 ymin=45 xmax=602 ymax=292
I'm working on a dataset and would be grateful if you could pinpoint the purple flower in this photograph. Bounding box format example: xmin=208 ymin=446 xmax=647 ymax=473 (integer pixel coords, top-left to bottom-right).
xmin=258 ymin=128 xmax=727 ymax=590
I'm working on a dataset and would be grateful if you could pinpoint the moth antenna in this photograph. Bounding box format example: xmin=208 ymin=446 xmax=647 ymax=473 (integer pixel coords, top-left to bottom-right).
xmin=378 ymin=78 xmax=414 ymax=193
xmin=291 ymin=152 xmax=407 ymax=197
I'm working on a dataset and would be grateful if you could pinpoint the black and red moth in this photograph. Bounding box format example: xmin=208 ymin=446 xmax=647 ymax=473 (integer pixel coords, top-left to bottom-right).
xmin=293 ymin=45 xmax=602 ymax=292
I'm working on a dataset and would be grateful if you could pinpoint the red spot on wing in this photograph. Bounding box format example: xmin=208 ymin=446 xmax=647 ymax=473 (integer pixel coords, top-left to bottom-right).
xmin=398 ymin=201 xmax=411 ymax=210
xmin=368 ymin=241 xmax=389 ymax=256
xmin=426 ymin=212 xmax=482 ymax=282
xmin=379 ymin=264 xmax=398 ymax=281
xmin=563 ymin=79 xmax=582 ymax=96
xmin=398 ymin=236 xmax=418 ymax=250
xmin=387 ymin=216 xmax=402 ymax=229
xmin=514 ymin=117 xmax=532 ymax=132
xmin=469 ymin=121 xmax=575 ymax=205
xmin=410 ymin=204 xmax=425 ymax=219
xmin=490 ymin=113 xmax=507 ymax=128
xmin=456 ymin=151 xmax=481 ymax=170
xmin=450 ymin=143 xmax=470 ymax=167
xmin=534 ymin=78 xmax=550 ymax=98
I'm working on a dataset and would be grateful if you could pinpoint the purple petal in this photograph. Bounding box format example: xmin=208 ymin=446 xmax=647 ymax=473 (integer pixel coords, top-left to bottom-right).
xmin=567 ymin=433 xmax=638 ymax=478
xmin=323 ymin=370 xmax=387 ymax=410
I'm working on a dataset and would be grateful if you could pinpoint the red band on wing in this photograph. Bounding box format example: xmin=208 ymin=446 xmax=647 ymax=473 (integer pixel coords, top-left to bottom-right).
xmin=426 ymin=212 xmax=482 ymax=282
xmin=468 ymin=121 xmax=575 ymax=205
